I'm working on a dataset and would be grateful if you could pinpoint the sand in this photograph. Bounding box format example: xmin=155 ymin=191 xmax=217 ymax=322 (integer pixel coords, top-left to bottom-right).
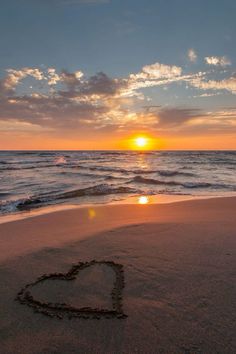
xmin=0 ymin=197 xmax=235 ymax=353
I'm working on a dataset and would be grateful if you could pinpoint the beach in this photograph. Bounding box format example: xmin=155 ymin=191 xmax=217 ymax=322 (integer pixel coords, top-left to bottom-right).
xmin=0 ymin=197 xmax=235 ymax=353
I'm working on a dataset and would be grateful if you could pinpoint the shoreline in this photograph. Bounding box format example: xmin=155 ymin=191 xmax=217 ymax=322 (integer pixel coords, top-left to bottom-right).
xmin=0 ymin=195 xmax=235 ymax=264
xmin=1 ymin=192 xmax=236 ymax=225
xmin=0 ymin=195 xmax=235 ymax=353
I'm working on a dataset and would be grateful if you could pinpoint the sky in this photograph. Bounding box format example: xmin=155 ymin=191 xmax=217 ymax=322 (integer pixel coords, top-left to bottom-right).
xmin=0 ymin=0 xmax=236 ymax=150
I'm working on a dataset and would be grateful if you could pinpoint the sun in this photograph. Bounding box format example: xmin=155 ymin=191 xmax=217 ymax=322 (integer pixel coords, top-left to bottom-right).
xmin=120 ymin=133 xmax=160 ymax=150
xmin=135 ymin=137 xmax=148 ymax=148
xmin=138 ymin=196 xmax=149 ymax=204
xmin=131 ymin=135 xmax=152 ymax=150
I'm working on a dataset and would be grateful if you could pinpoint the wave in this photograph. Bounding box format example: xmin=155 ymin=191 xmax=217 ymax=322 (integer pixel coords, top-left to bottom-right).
xmin=157 ymin=170 xmax=195 ymax=177
xmin=1 ymin=151 xmax=236 ymax=216
xmin=59 ymin=171 xmax=107 ymax=178
xmin=0 ymin=159 xmax=53 ymax=165
xmin=75 ymin=164 xmax=196 ymax=177
xmin=16 ymin=184 xmax=138 ymax=210
xmin=0 ymin=161 xmax=194 ymax=178
xmin=0 ymin=163 xmax=61 ymax=171
xmin=131 ymin=169 xmax=195 ymax=177
xmin=132 ymin=176 xmax=180 ymax=186
xmin=76 ymin=165 xmax=128 ymax=174
xmin=131 ymin=176 xmax=227 ymax=189
xmin=0 ymin=192 xmax=12 ymax=197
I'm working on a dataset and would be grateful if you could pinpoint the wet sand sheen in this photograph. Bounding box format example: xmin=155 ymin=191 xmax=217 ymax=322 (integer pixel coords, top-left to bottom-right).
xmin=0 ymin=197 xmax=235 ymax=353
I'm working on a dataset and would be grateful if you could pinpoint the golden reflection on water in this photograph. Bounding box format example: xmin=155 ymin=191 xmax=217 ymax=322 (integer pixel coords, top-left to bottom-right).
xmin=136 ymin=153 xmax=150 ymax=171
xmin=54 ymin=156 xmax=67 ymax=165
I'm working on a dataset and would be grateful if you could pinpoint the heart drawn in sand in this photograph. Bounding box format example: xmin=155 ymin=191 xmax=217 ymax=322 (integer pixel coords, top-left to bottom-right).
xmin=16 ymin=260 xmax=127 ymax=319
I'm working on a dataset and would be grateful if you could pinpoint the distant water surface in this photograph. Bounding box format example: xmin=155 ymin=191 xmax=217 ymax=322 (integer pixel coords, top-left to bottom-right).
xmin=0 ymin=150 xmax=235 ymax=215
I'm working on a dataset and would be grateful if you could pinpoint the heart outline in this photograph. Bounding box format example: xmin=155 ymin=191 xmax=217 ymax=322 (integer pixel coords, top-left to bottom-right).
xmin=16 ymin=260 xmax=127 ymax=319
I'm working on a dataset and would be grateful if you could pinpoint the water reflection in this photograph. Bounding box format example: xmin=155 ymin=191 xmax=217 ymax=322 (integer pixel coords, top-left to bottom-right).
xmin=136 ymin=152 xmax=151 ymax=171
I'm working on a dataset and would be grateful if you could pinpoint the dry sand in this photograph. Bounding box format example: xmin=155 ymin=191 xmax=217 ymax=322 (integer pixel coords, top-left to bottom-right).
xmin=0 ymin=197 xmax=235 ymax=353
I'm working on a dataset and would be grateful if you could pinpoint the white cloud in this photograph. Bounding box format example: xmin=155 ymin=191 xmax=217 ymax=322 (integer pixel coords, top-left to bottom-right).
xmin=188 ymin=49 xmax=197 ymax=63
xmin=205 ymin=56 xmax=231 ymax=66
xmin=47 ymin=68 xmax=61 ymax=85
xmin=190 ymin=75 xmax=236 ymax=94
xmin=0 ymin=119 xmax=46 ymax=132
xmin=0 ymin=63 xmax=236 ymax=136
xmin=126 ymin=62 xmax=183 ymax=95
xmin=3 ymin=68 xmax=45 ymax=91
xmin=130 ymin=62 xmax=182 ymax=81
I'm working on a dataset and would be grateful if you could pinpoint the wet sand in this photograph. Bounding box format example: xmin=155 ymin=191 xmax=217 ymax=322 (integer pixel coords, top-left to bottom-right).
xmin=0 ymin=197 xmax=235 ymax=353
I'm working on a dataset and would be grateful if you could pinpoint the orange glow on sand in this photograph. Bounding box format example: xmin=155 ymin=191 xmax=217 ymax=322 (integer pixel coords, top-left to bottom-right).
xmin=88 ymin=208 xmax=96 ymax=219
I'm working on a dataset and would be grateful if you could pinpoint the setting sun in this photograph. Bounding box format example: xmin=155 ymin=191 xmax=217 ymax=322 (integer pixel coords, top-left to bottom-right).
xmin=138 ymin=196 xmax=149 ymax=204
xmin=135 ymin=137 xmax=148 ymax=148
xmin=120 ymin=134 xmax=160 ymax=151
xmin=128 ymin=135 xmax=155 ymax=150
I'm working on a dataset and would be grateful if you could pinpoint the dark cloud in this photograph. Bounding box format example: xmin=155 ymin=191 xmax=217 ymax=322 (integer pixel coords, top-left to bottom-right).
xmin=149 ymin=107 xmax=236 ymax=135
xmin=0 ymin=94 xmax=109 ymax=130
xmin=0 ymin=69 xmax=127 ymax=131
xmin=82 ymin=72 xmax=127 ymax=96
xmin=0 ymin=67 xmax=235 ymax=137
xmin=59 ymin=71 xmax=127 ymax=96
xmin=156 ymin=108 xmax=202 ymax=127
xmin=60 ymin=70 xmax=82 ymax=90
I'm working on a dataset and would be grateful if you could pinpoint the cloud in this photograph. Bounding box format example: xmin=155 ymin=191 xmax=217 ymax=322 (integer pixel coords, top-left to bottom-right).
xmin=0 ymin=63 xmax=235 ymax=137
xmin=127 ymin=62 xmax=183 ymax=95
xmin=156 ymin=107 xmax=202 ymax=127
xmin=47 ymin=68 xmax=61 ymax=85
xmin=205 ymin=56 xmax=231 ymax=66
xmin=0 ymin=120 xmax=46 ymax=132
xmin=129 ymin=62 xmax=182 ymax=81
xmin=59 ymin=69 xmax=84 ymax=90
xmin=193 ymin=92 xmax=222 ymax=98
xmin=80 ymin=72 xmax=127 ymax=96
xmin=0 ymin=68 xmax=128 ymax=132
xmin=143 ymin=107 xmax=236 ymax=135
xmin=1 ymin=68 xmax=45 ymax=93
xmin=188 ymin=49 xmax=197 ymax=63
xmin=190 ymin=74 xmax=236 ymax=94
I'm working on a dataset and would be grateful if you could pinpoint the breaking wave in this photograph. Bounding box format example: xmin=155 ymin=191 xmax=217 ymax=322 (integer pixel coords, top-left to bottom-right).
xmin=15 ymin=184 xmax=139 ymax=211
xmin=131 ymin=176 xmax=228 ymax=189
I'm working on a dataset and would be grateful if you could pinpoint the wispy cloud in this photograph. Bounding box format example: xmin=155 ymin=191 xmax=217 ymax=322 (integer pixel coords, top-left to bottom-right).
xmin=190 ymin=74 xmax=236 ymax=94
xmin=205 ymin=56 xmax=231 ymax=66
xmin=0 ymin=62 xmax=235 ymax=136
xmin=188 ymin=49 xmax=197 ymax=63
xmin=1 ymin=68 xmax=44 ymax=93
xmin=127 ymin=62 xmax=183 ymax=95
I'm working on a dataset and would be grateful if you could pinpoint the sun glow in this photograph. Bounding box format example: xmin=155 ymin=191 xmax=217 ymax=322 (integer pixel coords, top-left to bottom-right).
xmin=119 ymin=133 xmax=162 ymax=150
xmin=138 ymin=196 xmax=149 ymax=204
xmin=135 ymin=137 xmax=148 ymax=148
xmin=131 ymin=135 xmax=153 ymax=150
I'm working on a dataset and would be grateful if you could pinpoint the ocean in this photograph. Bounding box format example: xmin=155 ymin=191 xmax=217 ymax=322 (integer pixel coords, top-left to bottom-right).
xmin=0 ymin=150 xmax=235 ymax=216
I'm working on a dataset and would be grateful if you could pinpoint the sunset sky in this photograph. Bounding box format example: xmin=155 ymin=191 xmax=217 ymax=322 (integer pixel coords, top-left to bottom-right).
xmin=0 ymin=0 xmax=236 ymax=150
